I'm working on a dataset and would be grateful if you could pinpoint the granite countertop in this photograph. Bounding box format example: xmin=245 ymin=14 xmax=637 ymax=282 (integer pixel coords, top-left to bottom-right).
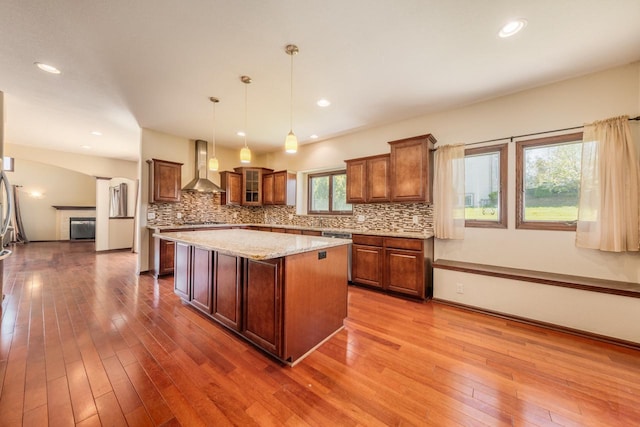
xmin=153 ymin=229 xmax=351 ymax=260
xmin=148 ymin=223 xmax=434 ymax=239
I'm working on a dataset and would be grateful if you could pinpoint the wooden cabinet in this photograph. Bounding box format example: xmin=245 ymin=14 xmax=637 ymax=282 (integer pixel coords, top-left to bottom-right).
xmin=263 ymin=170 xmax=296 ymax=206
xmin=242 ymin=258 xmax=283 ymax=357
xmin=346 ymin=154 xmax=390 ymax=203
xmin=345 ymin=158 xmax=367 ymax=203
xmin=262 ymin=173 xmax=274 ymax=205
xmin=213 ymin=253 xmax=242 ymax=331
xmin=158 ymin=240 xmax=175 ymax=275
xmin=220 ymin=171 xmax=242 ymax=205
xmin=384 ymin=238 xmax=424 ymax=298
xmin=191 ymin=247 xmax=213 ymax=314
xmin=234 ymin=167 xmax=273 ymax=206
xmin=351 ymin=235 xmax=384 ymax=288
xmin=174 ymin=242 xmax=191 ymax=300
xmin=351 ymin=234 xmax=433 ymax=299
xmin=389 ymin=134 xmax=436 ymax=203
xmin=147 ymin=159 xmax=183 ymax=203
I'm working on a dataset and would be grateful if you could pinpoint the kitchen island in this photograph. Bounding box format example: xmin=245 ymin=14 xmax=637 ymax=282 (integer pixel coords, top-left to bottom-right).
xmin=154 ymin=229 xmax=351 ymax=365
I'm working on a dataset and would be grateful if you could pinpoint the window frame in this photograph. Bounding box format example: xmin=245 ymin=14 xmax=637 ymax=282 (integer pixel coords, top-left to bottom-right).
xmin=515 ymin=132 xmax=583 ymax=231
xmin=307 ymin=169 xmax=352 ymax=215
xmin=464 ymin=143 xmax=508 ymax=229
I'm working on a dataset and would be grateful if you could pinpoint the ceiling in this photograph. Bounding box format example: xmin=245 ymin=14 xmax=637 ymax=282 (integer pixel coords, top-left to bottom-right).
xmin=2 ymin=0 xmax=640 ymax=162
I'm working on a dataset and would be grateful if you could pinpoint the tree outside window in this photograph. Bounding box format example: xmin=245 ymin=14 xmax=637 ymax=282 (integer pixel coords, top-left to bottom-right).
xmin=308 ymin=170 xmax=352 ymax=215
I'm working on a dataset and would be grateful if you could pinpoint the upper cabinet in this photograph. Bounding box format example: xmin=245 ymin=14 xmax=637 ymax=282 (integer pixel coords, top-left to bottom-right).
xmin=220 ymin=171 xmax=242 ymax=206
xmin=345 ymin=154 xmax=390 ymax=203
xmin=389 ymin=134 xmax=436 ymax=203
xmin=147 ymin=158 xmax=183 ymax=203
xmin=234 ymin=167 xmax=273 ymax=206
xmin=264 ymin=171 xmax=296 ymax=206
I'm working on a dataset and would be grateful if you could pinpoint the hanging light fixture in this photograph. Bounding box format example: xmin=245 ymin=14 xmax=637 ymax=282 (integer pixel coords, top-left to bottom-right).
xmin=208 ymin=96 xmax=220 ymax=171
xmin=240 ymin=75 xmax=252 ymax=163
xmin=284 ymin=44 xmax=299 ymax=154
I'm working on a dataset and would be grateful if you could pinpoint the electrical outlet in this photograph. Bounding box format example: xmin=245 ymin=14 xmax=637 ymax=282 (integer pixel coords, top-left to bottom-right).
xmin=357 ymin=215 xmax=365 ymax=223
xmin=413 ymin=215 xmax=419 ymax=224
xmin=233 ymin=212 xmax=238 ymax=219
xmin=147 ymin=212 xmax=156 ymax=220
xmin=288 ymin=214 xmax=294 ymax=220
xmin=456 ymin=283 xmax=464 ymax=294
xmin=177 ymin=212 xmax=182 ymax=219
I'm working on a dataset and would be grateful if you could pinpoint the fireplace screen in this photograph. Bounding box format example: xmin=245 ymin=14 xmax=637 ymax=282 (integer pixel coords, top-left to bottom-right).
xmin=69 ymin=217 xmax=96 ymax=240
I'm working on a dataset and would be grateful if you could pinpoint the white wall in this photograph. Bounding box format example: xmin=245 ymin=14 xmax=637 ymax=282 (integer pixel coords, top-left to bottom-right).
xmin=266 ymin=62 xmax=640 ymax=284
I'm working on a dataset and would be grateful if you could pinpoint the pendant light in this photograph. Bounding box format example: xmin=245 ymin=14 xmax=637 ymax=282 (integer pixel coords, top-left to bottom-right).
xmin=240 ymin=75 xmax=252 ymax=163
xmin=284 ymin=44 xmax=299 ymax=154
xmin=208 ymin=96 xmax=220 ymax=171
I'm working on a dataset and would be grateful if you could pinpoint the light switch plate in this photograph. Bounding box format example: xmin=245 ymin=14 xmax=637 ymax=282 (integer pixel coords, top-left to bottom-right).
xmin=177 ymin=212 xmax=182 ymax=219
xmin=357 ymin=215 xmax=365 ymax=223
xmin=147 ymin=212 xmax=156 ymax=220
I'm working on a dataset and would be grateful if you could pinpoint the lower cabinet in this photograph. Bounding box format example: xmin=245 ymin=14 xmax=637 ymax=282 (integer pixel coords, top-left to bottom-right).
xmin=191 ymin=247 xmax=213 ymax=313
xmin=352 ymin=236 xmax=384 ymax=289
xmin=213 ymin=253 xmax=242 ymax=331
xmin=351 ymin=234 xmax=433 ymax=299
xmin=242 ymin=258 xmax=283 ymax=357
xmin=174 ymin=242 xmax=191 ymax=300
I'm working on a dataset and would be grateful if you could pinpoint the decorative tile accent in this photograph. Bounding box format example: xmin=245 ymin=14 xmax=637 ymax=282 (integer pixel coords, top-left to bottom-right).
xmin=147 ymin=191 xmax=433 ymax=234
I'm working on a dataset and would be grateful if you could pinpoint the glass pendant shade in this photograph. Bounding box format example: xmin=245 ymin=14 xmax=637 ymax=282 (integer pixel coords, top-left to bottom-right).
xmin=240 ymin=146 xmax=251 ymax=163
xmin=208 ymin=157 xmax=219 ymax=171
xmin=285 ymin=130 xmax=298 ymax=153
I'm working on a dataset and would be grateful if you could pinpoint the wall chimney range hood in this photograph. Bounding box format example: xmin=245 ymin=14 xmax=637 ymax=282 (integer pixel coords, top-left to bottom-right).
xmin=182 ymin=139 xmax=224 ymax=192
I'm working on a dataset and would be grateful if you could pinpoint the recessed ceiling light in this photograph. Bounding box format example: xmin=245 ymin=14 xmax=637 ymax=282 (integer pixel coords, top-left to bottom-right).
xmin=310 ymin=134 xmax=318 ymax=139
xmin=81 ymin=145 xmax=91 ymax=150
xmin=498 ymin=19 xmax=527 ymax=38
xmin=237 ymin=131 xmax=246 ymax=137
xmin=316 ymin=99 xmax=331 ymax=107
xmin=34 ymin=62 xmax=61 ymax=74
xmin=91 ymin=131 xmax=102 ymax=136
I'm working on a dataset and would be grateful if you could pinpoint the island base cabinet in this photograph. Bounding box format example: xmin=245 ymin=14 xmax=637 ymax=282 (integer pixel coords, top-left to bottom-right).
xmin=174 ymin=242 xmax=191 ymax=301
xmin=242 ymin=258 xmax=283 ymax=358
xmin=213 ymin=254 xmax=243 ymax=331
xmin=191 ymin=248 xmax=213 ymax=314
xmin=284 ymin=245 xmax=348 ymax=363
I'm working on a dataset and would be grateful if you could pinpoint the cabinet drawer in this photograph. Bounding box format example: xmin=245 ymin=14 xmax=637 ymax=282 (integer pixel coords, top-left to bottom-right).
xmin=352 ymin=234 xmax=383 ymax=246
xmin=384 ymin=237 xmax=423 ymax=251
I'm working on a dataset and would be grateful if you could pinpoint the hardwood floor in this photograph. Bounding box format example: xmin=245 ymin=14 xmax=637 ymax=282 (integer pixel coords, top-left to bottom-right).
xmin=1 ymin=241 xmax=639 ymax=426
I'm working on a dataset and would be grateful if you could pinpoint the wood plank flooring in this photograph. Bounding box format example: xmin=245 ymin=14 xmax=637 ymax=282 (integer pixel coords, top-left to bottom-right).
xmin=1 ymin=241 xmax=639 ymax=426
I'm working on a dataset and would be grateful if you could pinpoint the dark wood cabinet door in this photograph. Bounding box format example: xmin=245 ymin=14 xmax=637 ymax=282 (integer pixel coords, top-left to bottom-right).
xmin=262 ymin=173 xmax=274 ymax=205
xmin=389 ymin=134 xmax=436 ymax=203
xmin=385 ymin=248 xmax=424 ymax=298
xmin=351 ymin=244 xmax=384 ymax=288
xmin=273 ymin=171 xmax=296 ymax=205
xmin=174 ymin=242 xmax=191 ymax=300
xmin=213 ymin=253 xmax=242 ymax=331
xmin=242 ymin=258 xmax=283 ymax=357
xmin=159 ymin=239 xmax=175 ymax=275
xmin=148 ymin=159 xmax=182 ymax=203
xmin=220 ymin=171 xmax=242 ymax=205
xmin=191 ymin=247 xmax=213 ymax=314
xmin=367 ymin=154 xmax=391 ymax=202
xmin=346 ymin=159 xmax=367 ymax=203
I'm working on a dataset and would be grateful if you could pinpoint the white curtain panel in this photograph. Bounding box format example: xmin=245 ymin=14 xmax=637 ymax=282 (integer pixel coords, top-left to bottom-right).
xmin=576 ymin=115 xmax=640 ymax=252
xmin=433 ymin=144 xmax=465 ymax=239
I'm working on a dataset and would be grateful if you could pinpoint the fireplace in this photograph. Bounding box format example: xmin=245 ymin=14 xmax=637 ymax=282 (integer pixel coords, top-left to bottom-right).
xmin=69 ymin=217 xmax=96 ymax=241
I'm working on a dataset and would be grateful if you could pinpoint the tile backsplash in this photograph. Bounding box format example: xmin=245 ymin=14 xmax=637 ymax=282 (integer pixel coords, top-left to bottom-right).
xmin=147 ymin=191 xmax=433 ymax=234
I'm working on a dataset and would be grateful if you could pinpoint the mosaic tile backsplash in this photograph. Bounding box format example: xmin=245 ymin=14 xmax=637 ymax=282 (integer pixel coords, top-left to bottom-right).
xmin=147 ymin=191 xmax=433 ymax=234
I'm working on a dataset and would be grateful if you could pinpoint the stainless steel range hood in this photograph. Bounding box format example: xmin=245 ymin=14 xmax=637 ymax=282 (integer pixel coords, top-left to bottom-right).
xmin=182 ymin=139 xmax=224 ymax=192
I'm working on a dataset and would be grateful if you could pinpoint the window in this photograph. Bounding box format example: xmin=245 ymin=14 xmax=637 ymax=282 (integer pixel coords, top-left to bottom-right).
xmin=464 ymin=144 xmax=508 ymax=228
xmin=516 ymin=132 xmax=583 ymax=230
xmin=308 ymin=170 xmax=352 ymax=215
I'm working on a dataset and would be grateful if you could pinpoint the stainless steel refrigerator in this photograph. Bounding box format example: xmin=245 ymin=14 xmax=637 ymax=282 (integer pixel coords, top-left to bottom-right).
xmin=0 ymin=91 xmax=14 ymax=304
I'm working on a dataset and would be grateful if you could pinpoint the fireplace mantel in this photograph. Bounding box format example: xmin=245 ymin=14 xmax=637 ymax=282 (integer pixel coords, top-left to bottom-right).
xmin=52 ymin=205 xmax=96 ymax=210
